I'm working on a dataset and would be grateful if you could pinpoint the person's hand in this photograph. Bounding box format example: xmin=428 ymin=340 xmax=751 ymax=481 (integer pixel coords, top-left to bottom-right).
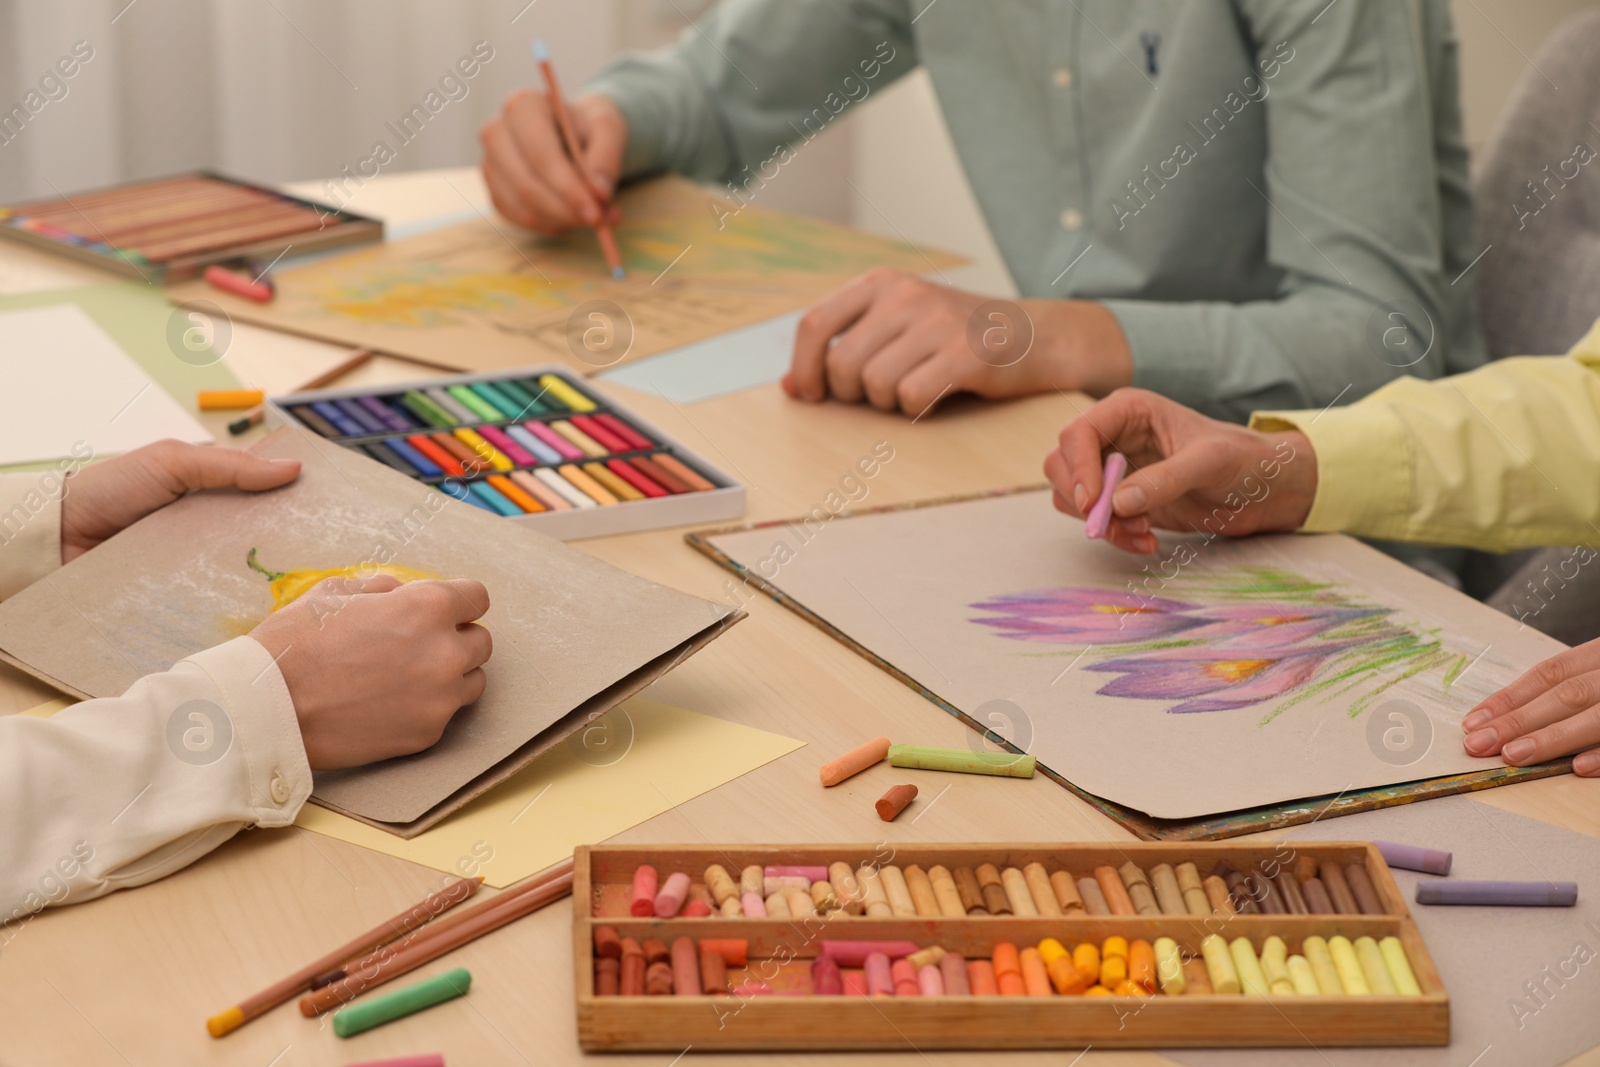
xmin=480 ymin=89 xmax=626 ymax=235
xmin=780 ymin=268 xmax=1133 ymax=417
xmin=60 ymin=440 xmax=300 ymax=564
xmin=250 ymin=576 xmax=493 ymax=770
xmin=1463 ymin=640 xmax=1600 ymax=776
xmin=1045 ymin=388 xmax=1316 ymax=553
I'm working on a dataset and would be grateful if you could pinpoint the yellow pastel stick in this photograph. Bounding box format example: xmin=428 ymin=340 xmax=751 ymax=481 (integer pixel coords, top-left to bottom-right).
xmin=557 ymin=463 xmax=617 ymax=505
xmin=1229 ymin=937 xmax=1270 ymax=996
xmin=1354 ymin=936 xmax=1396 ymax=995
xmin=539 ymin=374 xmax=597 ymax=412
xmin=1302 ymin=936 xmax=1343 ymax=995
xmin=1379 ymin=936 xmax=1422 ymax=996
xmin=1328 ymin=936 xmax=1369 ymax=994
xmin=453 ymin=428 xmax=513 ymax=472
xmin=584 ymin=461 xmax=643 ymax=501
xmin=551 ymin=419 xmax=608 ymax=458
xmin=1286 ymin=954 xmax=1320 ymax=995
xmin=1200 ymin=935 xmax=1239 ymax=995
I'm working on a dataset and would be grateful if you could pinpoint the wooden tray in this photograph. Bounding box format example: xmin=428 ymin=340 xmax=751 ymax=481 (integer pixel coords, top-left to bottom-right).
xmin=573 ymin=842 xmax=1448 ymax=1051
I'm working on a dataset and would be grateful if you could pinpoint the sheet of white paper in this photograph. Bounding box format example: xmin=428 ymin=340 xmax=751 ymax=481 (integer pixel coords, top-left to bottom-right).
xmin=0 ymin=303 xmax=210 ymax=464
xmin=597 ymin=309 xmax=800 ymax=403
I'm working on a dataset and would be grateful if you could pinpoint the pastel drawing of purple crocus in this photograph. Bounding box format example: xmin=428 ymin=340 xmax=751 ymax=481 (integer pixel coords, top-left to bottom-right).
xmin=1086 ymin=637 xmax=1368 ymax=714
xmin=968 ymin=588 xmax=1202 ymax=644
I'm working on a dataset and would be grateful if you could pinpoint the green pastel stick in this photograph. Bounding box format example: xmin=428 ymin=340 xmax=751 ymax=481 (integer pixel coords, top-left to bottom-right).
xmin=494 ymin=378 xmax=548 ymax=414
xmin=448 ymin=384 xmax=505 ymax=422
xmin=470 ymin=380 xmax=527 ymax=419
xmin=332 ymin=967 xmax=472 ymax=1038
xmin=400 ymin=390 xmax=457 ymax=428
xmin=887 ymin=744 xmax=1037 ymax=778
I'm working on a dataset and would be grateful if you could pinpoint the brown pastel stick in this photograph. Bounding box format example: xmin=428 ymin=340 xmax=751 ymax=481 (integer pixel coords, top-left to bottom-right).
xmin=875 ymin=783 xmax=917 ymax=821
xmin=953 ymin=867 xmax=987 ymax=915
xmin=821 ymin=737 xmax=892 ymax=786
xmin=595 ymin=958 xmax=620 ymax=996
xmin=1246 ymin=870 xmax=1286 ymax=914
xmin=1321 ymin=861 xmax=1359 ymax=914
xmin=671 ymin=937 xmax=701 ymax=996
xmin=976 ymin=864 xmax=1013 ymax=916
xmin=644 ymin=961 xmax=674 ymax=995
xmin=1182 ymin=957 xmax=1214 ymax=996
xmin=903 ymin=865 xmax=941 ymax=917
xmin=1202 ymin=875 xmax=1236 ymax=916
xmin=1275 ymin=872 xmax=1309 ymax=915
xmin=928 ymin=865 xmax=967 ymax=917
xmin=1301 ymin=877 xmax=1334 ymax=914
xmin=699 ymin=946 xmax=728 ymax=994
xmin=593 ymin=925 xmax=622 ymax=958
xmin=1077 ymin=876 xmax=1110 ymax=916
xmin=1175 ymin=863 xmax=1210 ymax=915
xmin=829 ymin=861 xmax=865 ymax=915
xmin=1149 ymin=863 xmax=1186 ymax=916
xmin=1222 ymin=870 xmax=1261 ymax=914
xmin=1022 ymin=863 xmax=1062 ymax=917
xmin=642 ymin=938 xmax=670 ymax=965
xmin=1049 ymin=870 xmax=1084 ymax=914
xmin=619 ymin=938 xmax=645 ymax=996
xmin=1344 ymin=863 xmax=1385 ymax=915
xmin=1118 ymin=861 xmax=1161 ymax=916
xmin=1094 ymin=865 xmax=1136 ymax=916
xmin=1295 ymin=856 xmax=1320 ymax=883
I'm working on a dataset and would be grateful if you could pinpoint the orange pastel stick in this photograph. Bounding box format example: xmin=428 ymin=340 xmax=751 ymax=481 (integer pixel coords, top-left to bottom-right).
xmin=820 ymin=737 xmax=891 ymax=787
xmin=1019 ymin=948 xmax=1052 ymax=996
xmin=1129 ymin=939 xmax=1157 ymax=994
xmin=1095 ymin=865 xmax=1137 ymax=916
xmin=991 ymin=942 xmax=1021 ymax=978
xmin=487 ymin=474 xmax=545 ymax=513
xmin=968 ymin=959 xmax=999 ymax=996
xmin=407 ymin=435 xmax=465 ymax=477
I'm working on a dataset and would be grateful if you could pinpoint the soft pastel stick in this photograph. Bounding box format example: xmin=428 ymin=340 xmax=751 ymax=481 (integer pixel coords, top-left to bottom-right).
xmin=652 ymin=452 xmax=716 ymax=491
xmin=478 ymin=424 xmax=536 ymax=467
xmin=290 ymin=405 xmax=341 ymax=438
xmin=1375 ymin=841 xmax=1453 ymax=876
xmin=940 ymin=953 xmax=970 ymax=996
xmin=631 ymin=865 xmax=658 ymax=917
xmin=198 ymin=388 xmax=266 ymax=410
xmin=812 ymin=955 xmax=843 ymax=995
xmin=1286 ymin=955 xmax=1320 ymax=995
xmin=469 ymin=380 xmax=528 ymax=419
xmin=559 ymin=463 xmax=618 ymax=505
xmin=1084 ymin=451 xmax=1128 ymax=539
xmin=768 ymin=866 xmax=829 ymax=881
xmin=454 ymin=428 xmax=514 ymax=472
xmin=1416 ymin=880 xmax=1578 ymax=906
xmin=1344 ymin=863 xmax=1385 ymax=915
xmin=917 ymin=964 xmax=945 ymax=996
xmin=401 ymin=390 xmax=457 ymax=427
xmin=335 ymin=398 xmax=388 ymax=434
xmin=1327 ymin=936 xmax=1368 ymax=994
xmin=426 ymin=386 xmax=479 ymax=424
xmin=448 ymin=384 xmax=504 ymax=422
xmin=585 ymin=462 xmax=644 ymax=502
xmin=1094 ymin=866 xmax=1136 ymax=916
xmin=1076 ymin=877 xmax=1110 ymax=916
xmin=311 ymin=400 xmax=364 ymax=436
xmin=820 ymin=737 xmax=891 ymax=786
xmin=571 ymin=413 xmax=631 ymax=452
xmin=525 ymin=420 xmax=585 ymax=460
xmin=1302 ymin=936 xmax=1343 ymax=995
xmin=467 ymin=480 xmax=520 ymax=516
xmin=551 ymin=419 xmax=609 ymax=457
xmin=655 ymin=872 xmax=691 ymax=917
xmin=358 ymin=394 xmax=415 ymax=431
xmin=890 ymin=958 xmax=920 ymax=996
xmin=331 ymin=968 xmax=470 ymax=1037
xmin=630 ymin=455 xmax=693 ymax=494
xmin=886 ymin=744 xmax=1037 ymax=778
xmin=495 ymin=377 xmax=549 ymax=415
xmin=1353 ymin=936 xmax=1396 ymax=995
xmin=841 ymin=969 xmax=868 ymax=996
xmin=864 ymin=953 xmax=893 ymax=996
xmin=407 ymin=434 xmax=465 ymax=476
xmin=535 ymin=467 xmax=596 ymax=509
xmin=1379 ymin=936 xmax=1422 ymax=995
xmin=363 ymin=442 xmax=417 ymax=476
xmin=968 ymin=959 xmax=998 ymax=996
xmin=1200 ymin=935 xmax=1240 ymax=995
xmin=739 ymin=891 xmax=767 ymax=917
xmin=538 ymin=373 xmax=597 ymax=412
xmin=509 ymin=469 xmax=570 ymax=510
xmin=487 ymin=474 xmax=545 ymax=513
xmin=431 ymin=432 xmax=486 ymax=473
xmin=606 ymin=457 xmax=668 ymax=497
xmin=819 ymin=941 xmax=921 ymax=966
xmin=594 ymin=412 xmax=652 ymax=450
xmin=438 ymin=479 xmax=493 ymax=511
xmin=506 ymin=423 xmax=565 ymax=464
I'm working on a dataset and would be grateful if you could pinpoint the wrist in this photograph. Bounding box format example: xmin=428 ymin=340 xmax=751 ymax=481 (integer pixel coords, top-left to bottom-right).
xmin=1022 ymin=300 xmax=1133 ymax=397
xmin=1265 ymin=430 xmax=1316 ymax=529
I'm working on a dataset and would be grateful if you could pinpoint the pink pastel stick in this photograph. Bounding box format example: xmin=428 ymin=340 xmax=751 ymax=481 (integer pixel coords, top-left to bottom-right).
xmin=525 ymin=419 xmax=584 ymax=460
xmin=811 ymin=955 xmax=843 ymax=995
xmin=680 ymin=898 xmax=712 ymax=917
xmin=478 ymin=423 xmax=536 ymax=466
xmin=819 ymin=940 xmax=921 ymax=966
xmin=630 ymin=864 xmax=657 ymax=917
xmin=864 ymin=952 xmax=894 ymax=996
xmin=1084 ymin=451 xmax=1128 ymax=540
xmin=917 ymin=964 xmax=945 ymax=996
xmin=766 ymin=865 xmax=828 ymax=882
xmin=732 ymin=981 xmax=773 ymax=997
xmin=654 ymin=871 xmax=691 ymax=917
xmin=740 ymin=891 xmax=768 ymax=917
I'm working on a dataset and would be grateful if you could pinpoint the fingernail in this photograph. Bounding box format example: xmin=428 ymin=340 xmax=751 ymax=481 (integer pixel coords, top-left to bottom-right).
xmin=268 ymin=458 xmax=300 ymax=465
xmin=1460 ymin=707 xmax=1490 ymax=731
xmin=1113 ymin=485 xmax=1147 ymax=513
xmin=1575 ymin=750 xmax=1600 ymax=776
xmin=1073 ymin=484 xmax=1088 ymax=512
xmin=1125 ymin=516 xmax=1150 ymax=534
xmin=1501 ymin=738 xmax=1535 ymax=763
xmin=1462 ymin=727 xmax=1498 ymax=755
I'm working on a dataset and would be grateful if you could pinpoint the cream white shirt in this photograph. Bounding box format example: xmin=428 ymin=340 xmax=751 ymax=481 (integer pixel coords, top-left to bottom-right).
xmin=0 ymin=473 xmax=312 ymax=927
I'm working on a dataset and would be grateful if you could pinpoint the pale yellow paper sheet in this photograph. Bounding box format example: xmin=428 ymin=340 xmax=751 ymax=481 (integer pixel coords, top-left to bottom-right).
xmin=21 ymin=695 xmax=801 ymax=888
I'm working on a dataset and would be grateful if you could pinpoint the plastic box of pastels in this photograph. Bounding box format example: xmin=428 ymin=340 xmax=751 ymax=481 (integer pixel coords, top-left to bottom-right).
xmin=573 ymin=842 xmax=1448 ymax=1050
xmin=268 ymin=366 xmax=744 ymax=540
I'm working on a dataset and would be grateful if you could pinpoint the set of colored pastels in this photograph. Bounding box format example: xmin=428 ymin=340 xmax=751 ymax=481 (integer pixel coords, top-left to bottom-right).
xmin=616 ymin=854 xmax=1397 ymax=921
xmin=589 ymin=930 xmax=1422 ymax=999
xmin=270 ymin=367 xmax=744 ymax=539
xmin=574 ymin=843 xmax=1449 ymax=1050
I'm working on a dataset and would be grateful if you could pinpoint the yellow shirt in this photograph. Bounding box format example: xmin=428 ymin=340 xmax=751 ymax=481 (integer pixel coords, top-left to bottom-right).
xmin=1251 ymin=318 xmax=1600 ymax=551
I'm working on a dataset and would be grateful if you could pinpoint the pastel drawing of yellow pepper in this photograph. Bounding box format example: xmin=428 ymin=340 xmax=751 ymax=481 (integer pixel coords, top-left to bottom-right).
xmin=247 ymin=548 xmax=438 ymax=612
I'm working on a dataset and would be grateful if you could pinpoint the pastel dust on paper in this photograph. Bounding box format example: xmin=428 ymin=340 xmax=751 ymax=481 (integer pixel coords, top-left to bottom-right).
xmin=295 ymin=697 xmax=804 ymax=887
xmin=969 ymin=565 xmax=1502 ymax=725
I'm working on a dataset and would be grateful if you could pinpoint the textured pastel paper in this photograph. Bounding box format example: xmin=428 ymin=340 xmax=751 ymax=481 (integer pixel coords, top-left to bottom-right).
xmin=295 ymin=697 xmax=804 ymax=887
xmin=0 ymin=426 xmax=739 ymax=835
xmin=0 ymin=303 xmax=211 ymax=466
xmin=598 ymin=309 xmax=801 ymax=403
xmin=166 ymin=177 xmax=963 ymax=376
xmin=701 ymin=490 xmax=1563 ymax=819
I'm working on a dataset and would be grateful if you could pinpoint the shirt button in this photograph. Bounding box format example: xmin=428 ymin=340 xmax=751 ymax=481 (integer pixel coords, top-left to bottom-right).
xmin=1053 ymin=67 xmax=1073 ymax=88
xmin=1060 ymin=208 xmax=1083 ymax=231
xmin=269 ymin=773 xmax=291 ymax=805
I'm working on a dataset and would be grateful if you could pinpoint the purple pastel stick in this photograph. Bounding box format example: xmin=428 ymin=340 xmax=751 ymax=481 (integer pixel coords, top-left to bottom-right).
xmin=1084 ymin=452 xmax=1128 ymax=540
xmin=358 ymin=394 xmax=415 ymax=431
xmin=1375 ymin=840 xmax=1453 ymax=876
xmin=1415 ymin=880 xmax=1577 ymax=907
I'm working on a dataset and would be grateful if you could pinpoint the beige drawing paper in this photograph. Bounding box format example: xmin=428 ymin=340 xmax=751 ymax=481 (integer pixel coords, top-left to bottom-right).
xmin=0 ymin=426 xmax=739 ymax=835
xmin=166 ymin=177 xmax=965 ymax=376
xmin=704 ymin=490 xmax=1564 ymax=820
xmin=296 ymin=697 xmax=804 ymax=887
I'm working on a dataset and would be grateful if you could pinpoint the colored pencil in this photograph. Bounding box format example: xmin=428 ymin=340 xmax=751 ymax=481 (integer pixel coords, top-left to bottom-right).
xmin=300 ymin=858 xmax=576 ymax=1016
xmin=204 ymin=874 xmax=482 ymax=1038
xmin=228 ymin=348 xmax=375 ymax=435
xmin=532 ymin=39 xmax=624 ymax=280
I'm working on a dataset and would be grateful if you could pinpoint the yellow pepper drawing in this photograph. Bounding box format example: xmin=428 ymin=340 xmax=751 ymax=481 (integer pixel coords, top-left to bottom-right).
xmin=247 ymin=548 xmax=437 ymax=612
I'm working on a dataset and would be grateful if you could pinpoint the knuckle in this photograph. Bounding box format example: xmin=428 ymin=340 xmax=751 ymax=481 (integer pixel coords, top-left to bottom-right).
xmin=1533 ymin=656 xmax=1569 ymax=691
xmin=1553 ymin=676 xmax=1594 ymax=710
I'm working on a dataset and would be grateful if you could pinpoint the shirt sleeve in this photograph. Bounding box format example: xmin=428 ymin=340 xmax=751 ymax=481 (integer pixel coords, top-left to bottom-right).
xmin=1106 ymin=0 xmax=1479 ymax=421
xmin=583 ymin=0 xmax=916 ymax=185
xmin=1249 ymin=320 xmax=1600 ymax=551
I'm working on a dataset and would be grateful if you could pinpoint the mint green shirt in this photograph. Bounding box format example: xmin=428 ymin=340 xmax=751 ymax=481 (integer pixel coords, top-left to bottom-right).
xmin=586 ymin=0 xmax=1485 ymax=420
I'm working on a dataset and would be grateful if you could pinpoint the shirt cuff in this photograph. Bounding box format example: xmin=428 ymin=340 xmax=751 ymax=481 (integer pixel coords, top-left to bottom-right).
xmin=181 ymin=636 xmax=312 ymax=827
xmin=0 ymin=472 xmax=64 ymax=600
xmin=1104 ymin=300 xmax=1225 ymax=412
xmin=1249 ymin=405 xmax=1412 ymax=537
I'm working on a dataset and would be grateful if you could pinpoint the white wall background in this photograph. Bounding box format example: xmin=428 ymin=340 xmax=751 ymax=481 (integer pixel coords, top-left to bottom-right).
xmin=0 ymin=0 xmax=1592 ymax=298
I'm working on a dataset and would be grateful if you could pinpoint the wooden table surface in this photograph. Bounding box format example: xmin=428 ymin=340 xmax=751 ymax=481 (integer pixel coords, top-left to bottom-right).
xmin=1 ymin=169 xmax=1595 ymax=1067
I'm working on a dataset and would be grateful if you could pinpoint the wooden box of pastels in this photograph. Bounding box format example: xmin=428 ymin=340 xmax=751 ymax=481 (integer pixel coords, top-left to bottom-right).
xmin=268 ymin=366 xmax=744 ymax=539
xmin=572 ymin=843 xmax=1448 ymax=1051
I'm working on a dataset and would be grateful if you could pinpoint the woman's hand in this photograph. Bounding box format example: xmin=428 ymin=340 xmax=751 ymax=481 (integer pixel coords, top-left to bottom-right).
xmin=1464 ymin=639 xmax=1600 ymax=775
